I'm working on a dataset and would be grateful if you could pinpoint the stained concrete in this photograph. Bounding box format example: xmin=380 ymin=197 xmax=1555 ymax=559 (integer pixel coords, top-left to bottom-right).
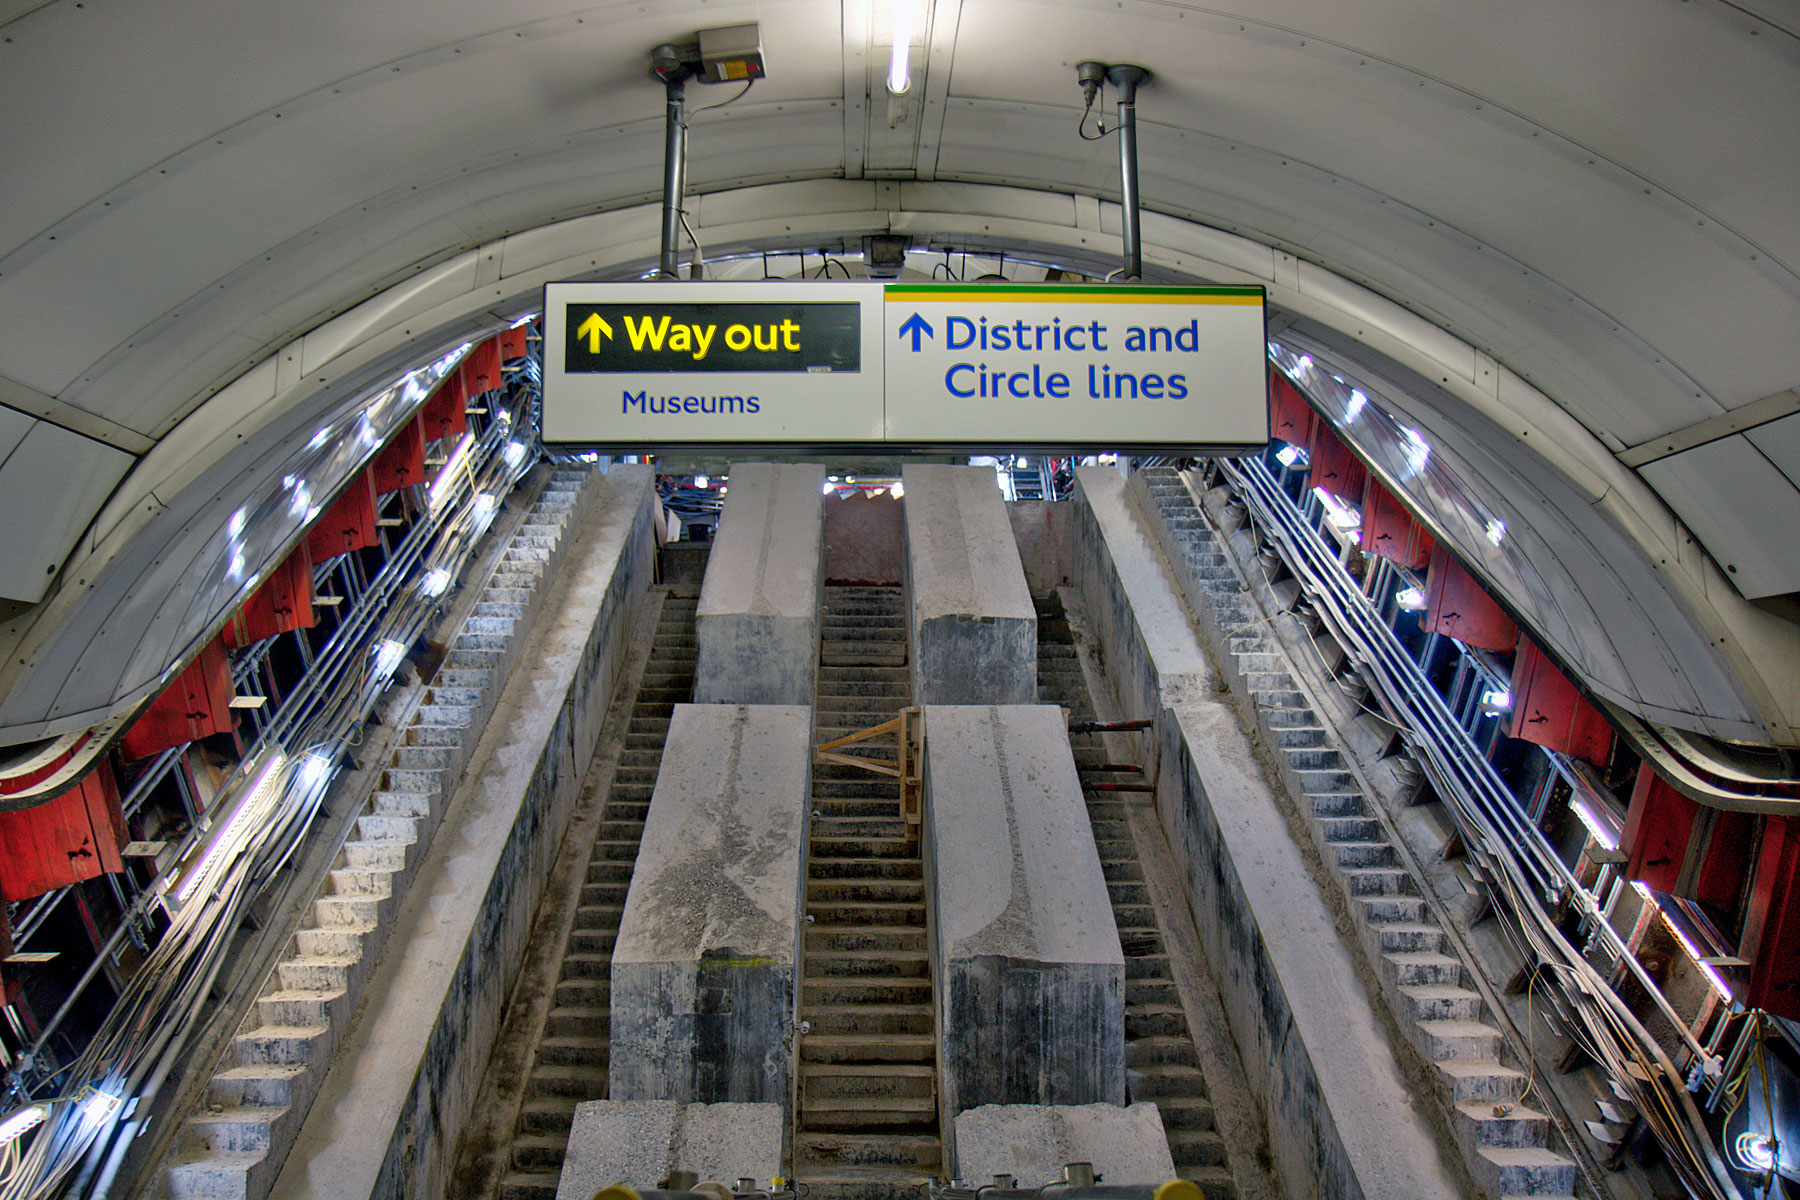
xmin=953 ymin=1104 xmax=1176 ymax=1187
xmin=902 ymin=464 xmax=1036 ymax=705
xmin=921 ymin=703 xmax=1124 ymax=1119
xmin=694 ymin=462 xmax=825 ymax=705
xmin=1070 ymin=465 xmax=1461 ymax=1200
xmin=554 ymin=1101 xmax=784 ymax=1199
xmin=822 ymin=492 xmax=903 ymax=585
xmin=267 ymin=466 xmax=658 ymax=1200
xmin=610 ymin=704 xmax=812 ymax=1107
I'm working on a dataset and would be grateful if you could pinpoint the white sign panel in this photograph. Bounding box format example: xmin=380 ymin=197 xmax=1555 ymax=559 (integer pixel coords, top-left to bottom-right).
xmin=881 ymin=283 xmax=1267 ymax=448
xmin=541 ymin=281 xmax=886 ymax=445
xmin=541 ymin=280 xmax=1267 ymax=450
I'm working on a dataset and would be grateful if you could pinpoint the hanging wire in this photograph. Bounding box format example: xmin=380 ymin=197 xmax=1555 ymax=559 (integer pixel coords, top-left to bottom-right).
xmin=1078 ymin=77 xmax=1112 ymax=140
xmin=689 ymin=78 xmax=754 ymax=115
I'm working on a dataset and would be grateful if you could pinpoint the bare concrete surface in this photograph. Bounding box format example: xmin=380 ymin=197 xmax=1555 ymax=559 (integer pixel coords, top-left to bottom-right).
xmin=1069 ymin=469 xmax=1463 ymax=1200
xmin=921 ymin=703 xmax=1124 ymax=1117
xmin=694 ymin=462 xmax=824 ymax=705
xmin=1057 ymin=586 xmax=1285 ymax=1200
xmin=952 ymin=1104 xmax=1176 ymax=1187
xmin=611 ymin=704 xmax=812 ymax=1106
xmin=452 ymin=590 xmax=667 ymax=1198
xmin=554 ymin=1101 xmax=783 ymax=1199
xmin=902 ymin=464 xmax=1036 ymax=704
xmin=266 ymin=467 xmax=656 ymax=1200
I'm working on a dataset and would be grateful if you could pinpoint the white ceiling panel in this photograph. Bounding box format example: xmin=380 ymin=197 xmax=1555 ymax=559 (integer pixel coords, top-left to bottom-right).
xmin=0 ymin=422 xmax=134 ymax=603
xmin=0 ymin=0 xmax=1794 ymax=748
xmin=1640 ymin=435 xmax=1800 ymax=600
xmin=1746 ymin=413 xmax=1800 ymax=486
xmin=0 ymin=406 xmax=35 ymax=464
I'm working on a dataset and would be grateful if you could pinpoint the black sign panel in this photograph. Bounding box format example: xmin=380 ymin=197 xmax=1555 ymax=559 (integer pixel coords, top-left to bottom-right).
xmin=562 ymin=301 xmax=861 ymax=374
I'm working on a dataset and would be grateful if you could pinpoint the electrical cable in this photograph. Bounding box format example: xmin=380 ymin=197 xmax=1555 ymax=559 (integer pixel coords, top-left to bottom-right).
xmin=1078 ymin=79 xmax=1111 ymax=140
xmin=1210 ymin=455 xmax=1745 ymax=1199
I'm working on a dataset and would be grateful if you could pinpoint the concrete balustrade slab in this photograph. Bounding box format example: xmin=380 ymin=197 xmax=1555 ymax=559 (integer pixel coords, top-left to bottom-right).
xmin=693 ymin=462 xmax=825 ymax=705
xmin=610 ymin=704 xmax=812 ymax=1107
xmin=1069 ymin=465 xmax=1463 ymax=1199
xmin=953 ymin=1103 xmax=1176 ymax=1187
xmin=902 ymin=464 xmax=1036 ymax=705
xmin=921 ymin=704 xmax=1124 ymax=1116
xmin=554 ymin=1101 xmax=784 ymax=1199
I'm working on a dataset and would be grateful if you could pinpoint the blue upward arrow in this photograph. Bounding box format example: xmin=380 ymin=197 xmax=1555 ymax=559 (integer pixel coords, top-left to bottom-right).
xmin=897 ymin=312 xmax=934 ymax=352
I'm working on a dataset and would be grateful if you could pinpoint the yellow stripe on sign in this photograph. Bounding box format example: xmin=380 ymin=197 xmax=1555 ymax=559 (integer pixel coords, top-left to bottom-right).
xmin=884 ymin=292 xmax=1263 ymax=305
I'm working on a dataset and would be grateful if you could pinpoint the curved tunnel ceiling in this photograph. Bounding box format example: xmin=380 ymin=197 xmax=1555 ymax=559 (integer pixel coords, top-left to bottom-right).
xmin=0 ymin=0 xmax=1797 ymax=752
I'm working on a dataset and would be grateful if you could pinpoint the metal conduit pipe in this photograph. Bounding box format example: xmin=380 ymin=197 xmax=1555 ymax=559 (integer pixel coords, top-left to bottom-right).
xmin=659 ymin=74 xmax=689 ymax=280
xmin=1107 ymin=65 xmax=1151 ymax=281
xmin=1213 ymin=457 xmax=1744 ymax=1198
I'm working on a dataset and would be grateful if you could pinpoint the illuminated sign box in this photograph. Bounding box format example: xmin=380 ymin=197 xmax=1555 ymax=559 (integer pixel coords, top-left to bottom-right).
xmin=541 ymin=280 xmax=1268 ymax=451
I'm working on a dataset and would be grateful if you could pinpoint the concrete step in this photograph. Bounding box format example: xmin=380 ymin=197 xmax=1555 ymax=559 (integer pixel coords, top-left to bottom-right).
xmin=1437 ymin=1060 xmax=1527 ymax=1104
xmin=1382 ymin=951 xmax=1464 ymax=989
xmin=802 ymin=1063 xmax=934 ymax=1100
xmin=1454 ymin=1099 xmax=1551 ymax=1149
xmin=1370 ymin=921 xmax=1447 ymax=955
xmin=526 ymin=1063 xmax=610 ymax=1101
xmin=234 ymin=1024 xmax=330 ymax=1068
xmin=806 ymin=925 xmax=927 ymax=954
xmin=803 ymin=977 xmax=932 ymax=1007
xmin=167 ymin=1149 xmax=270 ymax=1199
xmin=800 ymin=1033 xmax=936 ymax=1063
xmin=802 ymin=1094 xmax=937 ymax=1128
xmin=1472 ymin=1146 xmax=1577 ymax=1197
xmin=1401 ymin=985 xmax=1484 ymax=1023
xmin=187 ymin=1104 xmax=290 ymax=1154
xmin=797 ymin=1132 xmax=941 ymax=1168
xmin=803 ymin=949 xmax=930 ymax=978
xmin=256 ymin=988 xmax=348 ymax=1027
xmin=1414 ymin=1019 xmax=1504 ymax=1063
xmin=209 ymin=1064 xmax=307 ymax=1110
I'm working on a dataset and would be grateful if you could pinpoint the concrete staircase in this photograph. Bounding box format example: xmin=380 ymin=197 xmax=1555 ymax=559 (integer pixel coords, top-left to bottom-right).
xmin=796 ymin=586 xmax=940 ymax=1200
xmin=165 ymin=467 xmax=597 ymax=1200
xmin=494 ymin=581 xmax=702 ymax=1200
xmin=1035 ymin=595 xmax=1234 ymax=1199
xmin=1129 ymin=466 xmax=1577 ymax=1200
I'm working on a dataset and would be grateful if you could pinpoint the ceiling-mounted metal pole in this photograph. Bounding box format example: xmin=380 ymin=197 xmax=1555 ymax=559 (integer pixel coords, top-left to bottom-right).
xmin=1107 ymin=64 xmax=1151 ymax=281
xmin=659 ymin=75 xmax=689 ymax=280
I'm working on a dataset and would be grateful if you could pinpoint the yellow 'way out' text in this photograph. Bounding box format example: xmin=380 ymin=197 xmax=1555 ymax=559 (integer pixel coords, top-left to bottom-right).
xmin=622 ymin=315 xmax=802 ymax=360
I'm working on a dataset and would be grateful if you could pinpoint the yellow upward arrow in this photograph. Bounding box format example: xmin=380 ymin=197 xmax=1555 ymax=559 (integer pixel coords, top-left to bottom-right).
xmin=576 ymin=312 xmax=613 ymax=352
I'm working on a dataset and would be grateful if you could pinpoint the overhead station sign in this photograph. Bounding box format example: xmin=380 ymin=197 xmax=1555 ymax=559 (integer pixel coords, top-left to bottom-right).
xmin=541 ymin=280 xmax=1267 ymax=450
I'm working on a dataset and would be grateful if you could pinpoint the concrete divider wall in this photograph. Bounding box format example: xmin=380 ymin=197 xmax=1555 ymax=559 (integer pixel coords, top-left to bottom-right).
xmin=1069 ymin=466 xmax=1461 ymax=1200
xmin=266 ymin=466 xmax=657 ymax=1200
xmin=610 ymin=704 xmax=813 ymax=1109
xmin=920 ymin=704 xmax=1125 ymax=1133
xmin=694 ymin=462 xmax=825 ymax=705
xmin=1068 ymin=468 xmax=1210 ymax=780
xmin=902 ymin=464 xmax=1036 ymax=705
